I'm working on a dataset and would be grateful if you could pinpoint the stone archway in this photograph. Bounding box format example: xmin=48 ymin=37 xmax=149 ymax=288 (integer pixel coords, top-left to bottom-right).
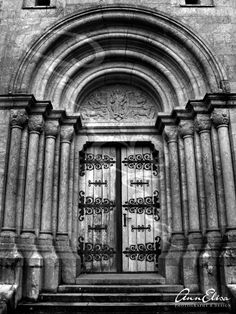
xmin=2 ymin=5 xmax=236 ymax=302
xmin=12 ymin=5 xmax=229 ymax=114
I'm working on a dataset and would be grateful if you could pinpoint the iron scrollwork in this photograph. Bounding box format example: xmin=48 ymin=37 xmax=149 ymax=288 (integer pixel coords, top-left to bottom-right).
xmin=80 ymin=153 xmax=115 ymax=176
xmin=78 ymin=191 xmax=115 ymax=221
xmin=78 ymin=236 xmax=115 ymax=266
xmin=122 ymin=153 xmax=159 ymax=176
xmin=123 ymin=236 xmax=161 ymax=266
xmin=122 ymin=190 xmax=160 ymax=221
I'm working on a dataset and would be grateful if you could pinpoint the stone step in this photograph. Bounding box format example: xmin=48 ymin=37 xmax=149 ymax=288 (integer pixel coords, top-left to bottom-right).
xmin=16 ymin=301 xmax=231 ymax=314
xmin=75 ymin=273 xmax=166 ymax=285
xmin=38 ymin=292 xmax=179 ymax=303
xmin=58 ymin=284 xmax=183 ymax=293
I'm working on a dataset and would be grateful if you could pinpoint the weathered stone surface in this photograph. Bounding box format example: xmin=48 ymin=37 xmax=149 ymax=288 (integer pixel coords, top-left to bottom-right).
xmin=211 ymin=109 xmax=230 ymax=127
xmin=179 ymin=120 xmax=195 ymax=138
xmin=60 ymin=126 xmax=74 ymax=143
xmin=45 ymin=120 xmax=59 ymax=137
xmin=194 ymin=114 xmax=211 ymax=132
xmin=10 ymin=109 xmax=28 ymax=128
xmin=28 ymin=115 xmax=44 ymax=133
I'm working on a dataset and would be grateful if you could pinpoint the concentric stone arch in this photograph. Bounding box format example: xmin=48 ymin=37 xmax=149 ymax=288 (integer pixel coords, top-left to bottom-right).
xmin=11 ymin=4 xmax=229 ymax=115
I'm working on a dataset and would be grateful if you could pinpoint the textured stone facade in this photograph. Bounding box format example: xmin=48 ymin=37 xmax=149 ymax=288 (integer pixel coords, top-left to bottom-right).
xmin=0 ymin=0 xmax=236 ymax=312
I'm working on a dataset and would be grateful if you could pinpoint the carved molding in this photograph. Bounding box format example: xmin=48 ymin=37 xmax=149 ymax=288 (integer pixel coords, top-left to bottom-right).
xmin=179 ymin=120 xmax=194 ymax=138
xmin=60 ymin=125 xmax=74 ymax=142
xmin=28 ymin=115 xmax=44 ymax=133
xmin=76 ymin=85 xmax=157 ymax=123
xmin=10 ymin=109 xmax=28 ymax=128
xmin=211 ymin=109 xmax=229 ymax=128
xmin=194 ymin=114 xmax=211 ymax=133
xmin=45 ymin=120 xmax=59 ymax=137
xmin=164 ymin=126 xmax=178 ymax=143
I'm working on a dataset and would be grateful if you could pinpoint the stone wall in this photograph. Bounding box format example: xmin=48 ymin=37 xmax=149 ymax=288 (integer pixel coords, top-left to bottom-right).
xmin=0 ymin=0 xmax=235 ymax=94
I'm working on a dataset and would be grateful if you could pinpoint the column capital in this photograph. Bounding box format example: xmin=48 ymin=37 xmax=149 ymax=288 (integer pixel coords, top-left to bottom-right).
xmin=179 ymin=120 xmax=194 ymax=138
xmin=164 ymin=125 xmax=178 ymax=143
xmin=28 ymin=115 xmax=44 ymax=133
xmin=60 ymin=125 xmax=74 ymax=143
xmin=211 ymin=109 xmax=229 ymax=128
xmin=10 ymin=109 xmax=28 ymax=128
xmin=45 ymin=120 xmax=59 ymax=137
xmin=194 ymin=114 xmax=211 ymax=133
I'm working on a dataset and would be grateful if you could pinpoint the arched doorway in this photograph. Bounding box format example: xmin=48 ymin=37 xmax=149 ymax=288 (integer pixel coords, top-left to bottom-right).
xmin=8 ymin=4 xmax=230 ymax=289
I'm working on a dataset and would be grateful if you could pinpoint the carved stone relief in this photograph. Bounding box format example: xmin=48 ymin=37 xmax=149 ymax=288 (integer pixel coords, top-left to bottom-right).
xmin=76 ymin=85 xmax=158 ymax=123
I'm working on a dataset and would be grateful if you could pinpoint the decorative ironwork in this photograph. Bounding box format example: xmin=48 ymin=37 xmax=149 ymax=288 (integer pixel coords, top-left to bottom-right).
xmin=122 ymin=190 xmax=160 ymax=221
xmin=131 ymin=224 xmax=151 ymax=232
xmin=130 ymin=180 xmax=149 ymax=187
xmin=123 ymin=236 xmax=161 ymax=264
xmin=122 ymin=153 xmax=159 ymax=176
xmin=88 ymin=180 xmax=108 ymax=187
xmin=80 ymin=153 xmax=115 ymax=176
xmin=78 ymin=236 xmax=115 ymax=266
xmin=88 ymin=224 xmax=108 ymax=232
xmin=78 ymin=191 xmax=115 ymax=221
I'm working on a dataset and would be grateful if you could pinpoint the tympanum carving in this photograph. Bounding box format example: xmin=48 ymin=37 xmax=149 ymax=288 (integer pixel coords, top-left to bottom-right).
xmin=76 ymin=85 xmax=157 ymax=122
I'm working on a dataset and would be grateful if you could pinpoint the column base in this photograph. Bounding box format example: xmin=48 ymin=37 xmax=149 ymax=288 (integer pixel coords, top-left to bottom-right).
xmin=219 ymin=229 xmax=236 ymax=296
xmin=160 ymin=233 xmax=186 ymax=285
xmin=19 ymin=233 xmax=43 ymax=300
xmin=38 ymin=234 xmax=59 ymax=292
xmin=56 ymin=235 xmax=81 ymax=284
xmin=0 ymin=233 xmax=23 ymax=303
xmin=199 ymin=230 xmax=222 ymax=293
xmin=182 ymin=231 xmax=203 ymax=292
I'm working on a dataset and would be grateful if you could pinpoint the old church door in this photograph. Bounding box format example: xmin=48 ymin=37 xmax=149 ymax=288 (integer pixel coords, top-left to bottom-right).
xmin=78 ymin=143 xmax=161 ymax=273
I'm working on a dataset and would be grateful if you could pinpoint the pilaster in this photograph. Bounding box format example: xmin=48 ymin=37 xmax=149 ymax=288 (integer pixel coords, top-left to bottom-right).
xmin=195 ymin=114 xmax=222 ymax=293
xmin=38 ymin=116 xmax=60 ymax=292
xmin=159 ymin=125 xmax=185 ymax=285
xmin=211 ymin=108 xmax=236 ymax=294
xmin=0 ymin=109 xmax=26 ymax=299
xmin=179 ymin=119 xmax=203 ymax=292
xmin=55 ymin=121 xmax=80 ymax=284
xmin=20 ymin=113 xmax=45 ymax=300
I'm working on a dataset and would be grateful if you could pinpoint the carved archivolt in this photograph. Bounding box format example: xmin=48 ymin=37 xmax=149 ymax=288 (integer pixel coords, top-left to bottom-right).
xmin=76 ymin=85 xmax=157 ymax=123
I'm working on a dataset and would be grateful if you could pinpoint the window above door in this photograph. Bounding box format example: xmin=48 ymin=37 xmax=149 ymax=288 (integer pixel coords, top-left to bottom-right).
xmin=180 ymin=0 xmax=214 ymax=6
xmin=22 ymin=0 xmax=56 ymax=9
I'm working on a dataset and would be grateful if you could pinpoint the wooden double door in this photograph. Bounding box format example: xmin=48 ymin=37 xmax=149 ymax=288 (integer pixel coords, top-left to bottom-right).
xmin=78 ymin=143 xmax=161 ymax=273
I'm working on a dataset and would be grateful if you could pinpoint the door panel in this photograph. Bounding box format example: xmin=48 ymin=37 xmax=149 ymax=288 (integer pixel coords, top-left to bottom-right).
xmin=121 ymin=145 xmax=161 ymax=272
xmin=78 ymin=144 xmax=161 ymax=273
xmin=78 ymin=146 xmax=117 ymax=272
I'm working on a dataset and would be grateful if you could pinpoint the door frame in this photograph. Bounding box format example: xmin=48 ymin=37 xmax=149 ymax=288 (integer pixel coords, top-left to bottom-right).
xmin=77 ymin=137 xmax=163 ymax=273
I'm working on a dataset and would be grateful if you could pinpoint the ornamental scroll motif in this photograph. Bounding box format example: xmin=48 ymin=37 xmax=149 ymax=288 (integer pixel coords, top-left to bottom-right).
xmin=78 ymin=237 xmax=115 ymax=263
xmin=76 ymin=85 xmax=157 ymax=122
xmin=79 ymin=152 xmax=115 ymax=176
xmin=122 ymin=190 xmax=160 ymax=221
xmin=78 ymin=191 xmax=115 ymax=221
xmin=122 ymin=153 xmax=159 ymax=176
xmin=123 ymin=236 xmax=161 ymax=263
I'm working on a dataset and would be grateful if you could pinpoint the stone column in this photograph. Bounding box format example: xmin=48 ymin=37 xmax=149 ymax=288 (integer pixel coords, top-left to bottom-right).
xmin=20 ymin=114 xmax=44 ymax=300
xmin=211 ymin=109 xmax=236 ymax=292
xmin=0 ymin=109 xmax=27 ymax=293
xmin=56 ymin=125 xmax=79 ymax=284
xmin=179 ymin=119 xmax=202 ymax=292
xmin=195 ymin=114 xmax=222 ymax=292
xmin=38 ymin=120 xmax=59 ymax=291
xmin=160 ymin=126 xmax=185 ymax=284
xmin=2 ymin=110 xmax=28 ymax=234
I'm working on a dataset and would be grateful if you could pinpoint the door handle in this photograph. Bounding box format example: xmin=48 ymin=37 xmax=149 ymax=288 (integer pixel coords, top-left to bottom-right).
xmin=123 ymin=214 xmax=132 ymax=227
